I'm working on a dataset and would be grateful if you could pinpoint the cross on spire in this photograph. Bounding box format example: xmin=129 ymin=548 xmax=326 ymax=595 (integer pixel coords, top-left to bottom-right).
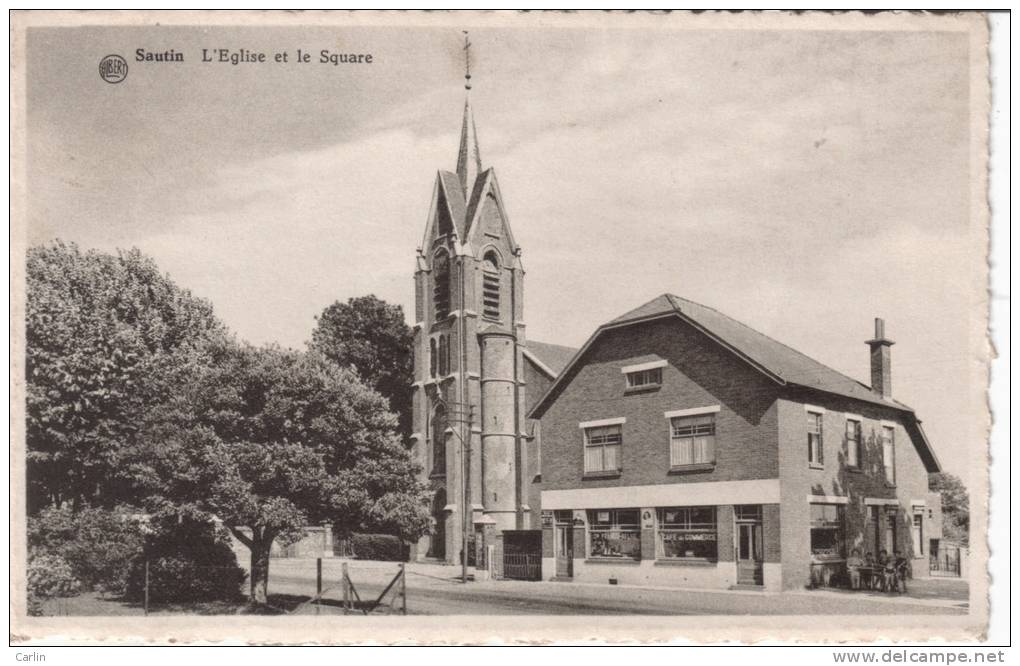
xmin=463 ymin=30 xmax=472 ymax=90
xmin=456 ymin=30 xmax=481 ymax=194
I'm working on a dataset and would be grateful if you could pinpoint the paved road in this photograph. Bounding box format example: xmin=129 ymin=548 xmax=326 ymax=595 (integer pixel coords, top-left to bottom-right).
xmin=265 ymin=560 xmax=968 ymax=616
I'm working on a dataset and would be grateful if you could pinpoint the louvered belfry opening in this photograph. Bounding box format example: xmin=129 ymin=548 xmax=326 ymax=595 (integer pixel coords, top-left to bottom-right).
xmin=433 ymin=249 xmax=451 ymax=319
xmin=482 ymin=251 xmax=500 ymax=320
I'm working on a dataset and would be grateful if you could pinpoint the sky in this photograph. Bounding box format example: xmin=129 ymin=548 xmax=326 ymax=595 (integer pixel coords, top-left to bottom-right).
xmin=25 ymin=21 xmax=983 ymax=483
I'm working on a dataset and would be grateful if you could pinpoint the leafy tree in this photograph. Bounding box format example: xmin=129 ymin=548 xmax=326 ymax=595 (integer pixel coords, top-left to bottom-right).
xmin=929 ymin=472 xmax=969 ymax=545
xmin=131 ymin=342 xmax=431 ymax=605
xmin=27 ymin=504 xmax=145 ymax=595
xmin=124 ymin=516 xmax=247 ymax=603
xmin=309 ymin=295 xmax=414 ymax=437
xmin=25 ymin=241 xmax=225 ymax=512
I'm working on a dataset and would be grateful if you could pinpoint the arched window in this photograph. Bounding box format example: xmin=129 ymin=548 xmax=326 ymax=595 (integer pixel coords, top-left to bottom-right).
xmin=481 ymin=250 xmax=500 ymax=320
xmin=433 ymin=250 xmax=451 ymax=319
xmin=437 ymin=334 xmax=450 ymax=376
xmin=431 ymin=404 xmax=448 ymax=475
xmin=429 ymin=338 xmax=437 ymax=377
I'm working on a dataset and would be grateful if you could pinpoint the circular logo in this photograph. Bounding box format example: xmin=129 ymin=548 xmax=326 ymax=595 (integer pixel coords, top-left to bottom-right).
xmin=99 ymin=55 xmax=128 ymax=84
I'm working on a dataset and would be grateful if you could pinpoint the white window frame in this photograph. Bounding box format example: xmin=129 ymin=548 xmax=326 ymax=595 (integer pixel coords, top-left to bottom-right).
xmin=807 ymin=409 xmax=824 ymax=466
xmin=845 ymin=416 xmax=862 ymax=468
xmin=621 ymin=360 xmax=667 ymax=390
xmin=582 ymin=422 xmax=623 ymax=474
xmin=668 ymin=412 xmax=716 ymax=467
xmin=881 ymin=424 xmax=896 ymax=485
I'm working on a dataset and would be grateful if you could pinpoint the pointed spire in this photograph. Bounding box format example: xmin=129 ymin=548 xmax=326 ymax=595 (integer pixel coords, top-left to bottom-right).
xmin=456 ymin=31 xmax=482 ymax=195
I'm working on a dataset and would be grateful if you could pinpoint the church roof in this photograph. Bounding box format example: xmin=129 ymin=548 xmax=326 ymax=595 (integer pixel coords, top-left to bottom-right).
xmin=436 ymin=171 xmax=468 ymax=238
xmin=456 ymin=97 xmax=482 ymax=194
xmin=525 ymin=340 xmax=578 ymax=378
xmin=528 ymin=293 xmax=939 ymax=472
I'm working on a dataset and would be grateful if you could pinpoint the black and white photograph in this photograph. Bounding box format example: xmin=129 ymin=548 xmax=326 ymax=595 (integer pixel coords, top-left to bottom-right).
xmin=8 ymin=10 xmax=1002 ymax=647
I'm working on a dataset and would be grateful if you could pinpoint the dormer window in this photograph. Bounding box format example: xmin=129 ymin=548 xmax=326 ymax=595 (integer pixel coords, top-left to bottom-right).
xmin=481 ymin=251 xmax=500 ymax=320
xmin=433 ymin=249 xmax=451 ymax=320
xmin=621 ymin=359 xmax=667 ymax=391
xmin=627 ymin=367 xmax=661 ymax=389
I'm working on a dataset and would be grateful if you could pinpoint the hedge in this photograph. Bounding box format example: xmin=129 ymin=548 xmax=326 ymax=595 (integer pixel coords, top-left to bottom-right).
xmin=350 ymin=533 xmax=409 ymax=562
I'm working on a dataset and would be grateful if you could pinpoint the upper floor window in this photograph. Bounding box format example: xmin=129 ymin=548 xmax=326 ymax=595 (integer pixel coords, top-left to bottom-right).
xmin=433 ymin=250 xmax=451 ymax=320
xmin=481 ymin=251 xmax=501 ymax=321
xmin=583 ymin=423 xmax=622 ymax=474
xmin=670 ymin=414 xmax=715 ymax=467
xmin=587 ymin=509 xmax=641 ymax=560
xmin=881 ymin=425 xmax=896 ymax=485
xmin=657 ymin=507 xmax=717 ymax=560
xmin=626 ymin=367 xmax=661 ymax=389
xmin=845 ymin=418 xmax=862 ymax=468
xmin=622 ymin=360 xmax=665 ymax=391
xmin=429 ymin=338 xmax=437 ymax=377
xmin=807 ymin=410 xmax=824 ymax=466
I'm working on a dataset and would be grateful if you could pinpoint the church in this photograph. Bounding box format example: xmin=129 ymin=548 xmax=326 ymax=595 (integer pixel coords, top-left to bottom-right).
xmin=408 ymin=63 xmax=944 ymax=591
xmin=407 ymin=68 xmax=575 ymax=564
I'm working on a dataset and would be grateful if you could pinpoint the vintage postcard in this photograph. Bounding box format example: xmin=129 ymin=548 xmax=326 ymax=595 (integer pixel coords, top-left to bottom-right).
xmin=9 ymin=10 xmax=992 ymax=645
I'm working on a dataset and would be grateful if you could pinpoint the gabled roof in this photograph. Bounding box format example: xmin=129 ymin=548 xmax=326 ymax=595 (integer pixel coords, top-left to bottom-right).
xmin=524 ymin=340 xmax=578 ymax=379
xmin=529 ymin=293 xmax=940 ymax=472
xmin=464 ymin=168 xmax=493 ymax=232
xmin=436 ymin=171 xmax=468 ymax=238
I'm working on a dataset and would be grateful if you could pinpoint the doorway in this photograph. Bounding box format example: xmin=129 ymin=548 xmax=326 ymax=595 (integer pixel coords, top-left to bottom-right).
xmin=735 ymin=505 xmax=764 ymax=586
xmin=427 ymin=488 xmax=446 ymax=560
xmin=555 ymin=512 xmax=573 ymax=578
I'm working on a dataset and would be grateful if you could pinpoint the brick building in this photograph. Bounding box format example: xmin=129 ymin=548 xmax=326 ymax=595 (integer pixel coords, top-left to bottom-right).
xmin=409 ymin=70 xmax=941 ymax=589
xmin=528 ymin=295 xmax=942 ymax=590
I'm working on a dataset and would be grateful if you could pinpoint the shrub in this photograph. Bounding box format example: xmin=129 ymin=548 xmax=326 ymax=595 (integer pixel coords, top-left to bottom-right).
xmin=351 ymin=533 xmax=409 ymax=562
xmin=27 ymin=552 xmax=81 ymax=599
xmin=125 ymin=518 xmax=246 ymax=603
xmin=27 ymin=505 xmax=144 ymax=595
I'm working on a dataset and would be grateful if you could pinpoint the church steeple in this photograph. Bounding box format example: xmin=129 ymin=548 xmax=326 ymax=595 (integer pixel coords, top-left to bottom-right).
xmin=455 ymin=32 xmax=482 ymax=195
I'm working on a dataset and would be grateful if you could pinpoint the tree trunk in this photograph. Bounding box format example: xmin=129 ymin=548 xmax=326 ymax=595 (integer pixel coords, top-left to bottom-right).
xmin=249 ymin=540 xmax=272 ymax=605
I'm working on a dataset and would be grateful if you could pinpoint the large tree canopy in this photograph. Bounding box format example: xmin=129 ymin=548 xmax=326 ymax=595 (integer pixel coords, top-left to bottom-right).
xmin=131 ymin=342 xmax=431 ymax=603
xmin=25 ymin=241 xmax=225 ymax=512
xmin=929 ymin=472 xmax=969 ymax=545
xmin=309 ymin=295 xmax=414 ymax=438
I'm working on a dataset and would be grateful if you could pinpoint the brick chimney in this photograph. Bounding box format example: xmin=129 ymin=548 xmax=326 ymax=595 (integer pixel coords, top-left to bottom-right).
xmin=866 ymin=317 xmax=895 ymax=398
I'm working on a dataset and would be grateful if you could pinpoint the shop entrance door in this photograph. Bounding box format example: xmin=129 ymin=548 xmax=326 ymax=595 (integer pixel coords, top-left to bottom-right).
xmin=555 ymin=523 xmax=573 ymax=578
xmin=736 ymin=505 xmax=764 ymax=585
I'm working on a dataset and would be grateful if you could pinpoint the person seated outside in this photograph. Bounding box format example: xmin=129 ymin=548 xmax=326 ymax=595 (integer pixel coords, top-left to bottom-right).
xmin=891 ymin=551 xmax=909 ymax=593
xmin=882 ymin=550 xmax=899 ymax=593
xmin=863 ymin=552 xmax=877 ymax=590
xmin=847 ymin=548 xmax=864 ymax=590
xmin=877 ymin=550 xmax=891 ymax=591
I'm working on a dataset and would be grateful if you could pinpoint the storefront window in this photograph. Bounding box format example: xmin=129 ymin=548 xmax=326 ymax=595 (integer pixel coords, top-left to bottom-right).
xmin=587 ymin=509 xmax=641 ymax=560
xmin=810 ymin=503 xmax=844 ymax=559
xmin=657 ymin=507 xmax=717 ymax=560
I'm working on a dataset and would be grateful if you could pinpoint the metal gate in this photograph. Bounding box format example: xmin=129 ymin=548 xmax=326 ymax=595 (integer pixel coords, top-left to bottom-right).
xmin=503 ymin=552 xmax=542 ymax=581
xmin=502 ymin=529 xmax=543 ymax=581
xmin=930 ymin=545 xmax=961 ymax=577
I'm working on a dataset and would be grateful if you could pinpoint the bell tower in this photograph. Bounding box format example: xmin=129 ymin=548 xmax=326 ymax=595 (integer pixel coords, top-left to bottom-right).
xmin=410 ymin=36 xmax=532 ymax=565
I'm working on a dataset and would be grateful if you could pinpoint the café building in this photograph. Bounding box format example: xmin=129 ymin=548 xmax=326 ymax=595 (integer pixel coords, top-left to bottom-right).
xmin=528 ymin=295 xmax=943 ymax=591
